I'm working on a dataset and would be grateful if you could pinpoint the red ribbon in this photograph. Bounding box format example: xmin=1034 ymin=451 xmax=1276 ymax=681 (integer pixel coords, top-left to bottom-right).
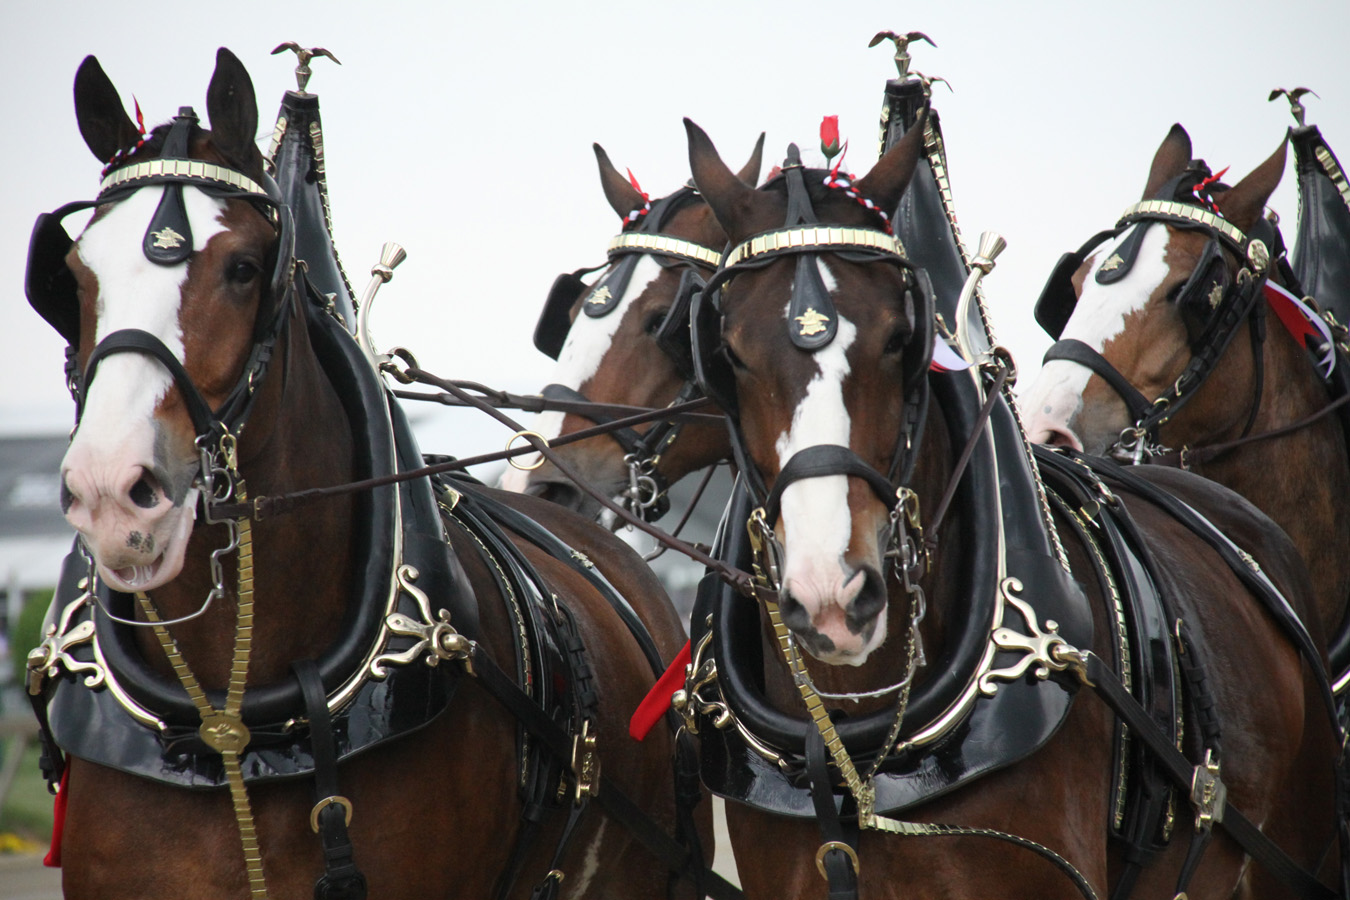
xmin=43 ymin=766 xmax=69 ymax=867
xmin=629 ymin=640 xmax=692 ymax=741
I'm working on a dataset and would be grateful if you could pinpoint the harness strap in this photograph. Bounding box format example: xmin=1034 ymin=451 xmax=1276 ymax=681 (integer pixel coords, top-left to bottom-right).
xmin=1082 ymin=653 xmax=1337 ymax=900
xmin=464 ymin=644 xmax=743 ymax=900
xmin=1043 ymin=339 xmax=1152 ymax=423
xmin=293 ymin=659 xmax=367 ymax=900
xmin=806 ymin=727 xmax=860 ymax=900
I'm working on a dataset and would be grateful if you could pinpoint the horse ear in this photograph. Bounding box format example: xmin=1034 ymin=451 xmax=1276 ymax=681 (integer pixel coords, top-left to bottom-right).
xmin=1141 ymin=124 xmax=1192 ymax=199
xmin=853 ymin=109 xmax=926 ymax=215
xmin=734 ymin=132 xmax=766 ymax=186
xmin=593 ymin=144 xmax=648 ymax=219
xmin=73 ymin=56 xmax=141 ymax=164
xmin=206 ymin=47 xmax=261 ymax=172
xmin=686 ymin=118 xmax=759 ymax=238
xmin=1212 ymin=136 xmax=1288 ymax=233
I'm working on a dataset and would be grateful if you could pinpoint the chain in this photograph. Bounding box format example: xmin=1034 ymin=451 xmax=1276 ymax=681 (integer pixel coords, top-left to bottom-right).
xmin=137 ymin=445 xmax=269 ymax=898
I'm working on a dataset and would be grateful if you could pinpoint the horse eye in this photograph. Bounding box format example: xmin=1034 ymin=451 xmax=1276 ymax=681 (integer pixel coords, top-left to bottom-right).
xmin=883 ymin=328 xmax=911 ymax=356
xmin=644 ymin=311 xmax=666 ymax=335
xmin=1164 ymin=282 xmax=1185 ymax=303
xmin=228 ymin=260 xmax=261 ymax=284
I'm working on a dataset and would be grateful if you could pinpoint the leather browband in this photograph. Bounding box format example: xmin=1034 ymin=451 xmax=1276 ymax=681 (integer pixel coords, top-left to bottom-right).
xmin=607 ymin=233 xmax=722 ymax=269
xmin=1117 ymin=200 xmax=1249 ymax=256
xmin=100 ymin=158 xmax=270 ymax=200
xmin=723 ymin=226 xmax=906 ymax=269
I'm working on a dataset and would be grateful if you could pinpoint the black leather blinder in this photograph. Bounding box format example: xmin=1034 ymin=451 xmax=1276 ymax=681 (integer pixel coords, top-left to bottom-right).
xmin=26 ymin=212 xmax=82 ymax=345
xmin=533 ymin=271 xmax=588 ymax=360
xmin=690 ymin=285 xmax=738 ymax=416
xmin=1174 ymin=238 xmax=1232 ymax=343
xmin=654 ymin=268 xmax=704 ymax=381
xmin=1034 ymin=227 xmax=1126 ymax=340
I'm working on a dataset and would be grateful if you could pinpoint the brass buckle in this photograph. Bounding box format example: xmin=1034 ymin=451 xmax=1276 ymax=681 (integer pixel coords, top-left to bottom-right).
xmin=309 ymin=795 xmax=354 ymax=833
xmin=814 ymin=841 xmax=860 ymax=881
xmin=570 ymin=719 xmax=600 ymax=804
xmin=1189 ymin=749 xmax=1226 ymax=831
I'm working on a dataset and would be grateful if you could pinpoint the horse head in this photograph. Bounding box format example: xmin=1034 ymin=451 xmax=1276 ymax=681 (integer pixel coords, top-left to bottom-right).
xmin=501 ymin=138 xmax=763 ymax=520
xmin=40 ymin=49 xmax=291 ymax=595
xmin=1023 ymin=124 xmax=1289 ymax=457
xmin=687 ymin=116 xmax=927 ymax=665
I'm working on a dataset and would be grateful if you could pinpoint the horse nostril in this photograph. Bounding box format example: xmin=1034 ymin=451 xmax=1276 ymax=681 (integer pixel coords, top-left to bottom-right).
xmin=129 ymin=473 xmax=161 ymax=510
xmin=60 ymin=478 xmax=74 ymax=514
xmin=848 ymin=568 xmax=887 ymax=628
xmin=778 ymin=591 xmax=812 ymax=633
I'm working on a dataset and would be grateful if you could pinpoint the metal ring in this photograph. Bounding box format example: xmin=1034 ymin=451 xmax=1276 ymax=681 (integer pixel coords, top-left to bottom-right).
xmin=309 ymin=795 xmax=354 ymax=833
xmin=506 ymin=431 xmax=549 ymax=471
xmin=815 ymin=841 xmax=860 ymax=881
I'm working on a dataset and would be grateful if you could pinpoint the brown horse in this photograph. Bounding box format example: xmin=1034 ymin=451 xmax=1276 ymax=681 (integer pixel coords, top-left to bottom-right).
xmin=1021 ymin=124 xmax=1350 ymax=685
xmin=679 ymin=115 xmax=1341 ymax=898
xmin=500 ymin=142 xmax=762 ymax=520
xmin=27 ymin=48 xmax=707 ymax=899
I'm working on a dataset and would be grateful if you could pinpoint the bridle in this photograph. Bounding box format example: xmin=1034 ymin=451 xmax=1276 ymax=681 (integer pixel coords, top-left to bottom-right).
xmin=691 ymin=143 xmax=933 ymax=522
xmin=26 ymin=106 xmax=297 ymax=499
xmin=1034 ymin=166 xmax=1277 ymax=462
xmin=532 ymin=186 xmax=723 ymax=521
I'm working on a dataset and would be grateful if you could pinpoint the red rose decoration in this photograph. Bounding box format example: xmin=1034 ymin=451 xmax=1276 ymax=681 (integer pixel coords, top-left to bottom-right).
xmin=820 ymin=115 xmax=842 ymax=162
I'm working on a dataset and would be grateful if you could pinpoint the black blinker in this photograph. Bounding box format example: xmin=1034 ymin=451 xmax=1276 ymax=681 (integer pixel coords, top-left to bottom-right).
xmin=1033 ymin=250 xmax=1085 ymax=340
xmin=534 ymin=271 xmax=588 ymax=360
xmin=26 ymin=213 xmax=81 ymax=344
xmin=691 ymin=287 xmax=737 ymax=415
xmin=654 ymin=268 xmax=703 ymax=380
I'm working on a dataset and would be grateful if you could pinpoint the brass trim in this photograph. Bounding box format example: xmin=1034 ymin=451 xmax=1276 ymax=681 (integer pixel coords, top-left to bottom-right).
xmin=607 ymin=232 xmax=722 ymax=269
xmin=99 ymin=159 xmax=269 ymax=198
xmin=1117 ymin=200 xmax=1248 ymax=252
xmin=723 ymin=226 xmax=906 ymax=268
xmin=1315 ymin=146 xmax=1350 ymax=213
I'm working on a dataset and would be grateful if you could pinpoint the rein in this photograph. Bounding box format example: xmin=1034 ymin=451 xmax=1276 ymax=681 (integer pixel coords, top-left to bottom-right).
xmin=1150 ymin=390 xmax=1350 ymax=469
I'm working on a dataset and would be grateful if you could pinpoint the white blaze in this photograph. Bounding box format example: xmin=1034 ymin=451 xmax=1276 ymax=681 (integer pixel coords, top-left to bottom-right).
xmin=69 ymin=187 xmax=229 ymax=458
xmin=499 ymin=256 xmax=662 ymax=490
xmin=775 ymin=260 xmax=858 ymax=612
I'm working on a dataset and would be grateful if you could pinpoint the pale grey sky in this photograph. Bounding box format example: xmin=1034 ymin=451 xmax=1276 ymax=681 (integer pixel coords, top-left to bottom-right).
xmin=4 ymin=0 xmax=1347 ymax=464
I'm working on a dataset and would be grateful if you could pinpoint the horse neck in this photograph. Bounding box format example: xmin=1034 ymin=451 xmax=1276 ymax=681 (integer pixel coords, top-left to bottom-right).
xmin=140 ymin=304 xmax=357 ymax=689
xmin=1194 ymin=318 xmax=1350 ymax=634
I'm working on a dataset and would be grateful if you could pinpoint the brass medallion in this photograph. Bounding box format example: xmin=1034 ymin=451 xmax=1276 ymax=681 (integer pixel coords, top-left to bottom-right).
xmin=586 ymin=285 xmax=613 ymax=306
xmin=150 ymin=226 xmax=186 ymax=250
xmin=795 ymin=307 xmax=830 ymax=337
xmin=1099 ymin=253 xmax=1124 ymax=273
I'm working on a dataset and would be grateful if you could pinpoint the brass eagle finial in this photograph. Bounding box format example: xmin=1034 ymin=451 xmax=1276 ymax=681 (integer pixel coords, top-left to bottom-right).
xmin=1268 ymin=86 xmax=1319 ymax=128
xmin=271 ymin=42 xmax=342 ymax=93
xmin=868 ymin=30 xmax=936 ymax=80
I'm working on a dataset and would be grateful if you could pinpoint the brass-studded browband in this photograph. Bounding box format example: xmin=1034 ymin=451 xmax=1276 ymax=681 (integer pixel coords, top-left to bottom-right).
xmin=1117 ymin=200 xmax=1248 ymax=256
xmin=607 ymin=232 xmax=722 ymax=269
xmin=723 ymin=225 xmax=907 ymax=269
xmin=99 ymin=158 xmax=270 ymax=201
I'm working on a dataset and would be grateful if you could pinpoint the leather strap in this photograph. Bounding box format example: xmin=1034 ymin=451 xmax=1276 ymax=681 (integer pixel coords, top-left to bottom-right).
xmin=1084 ymin=653 xmax=1337 ymax=900
xmin=806 ymin=726 xmax=860 ymax=900
xmin=1043 ymin=339 xmax=1152 ymax=424
xmin=293 ymin=659 xmax=367 ymax=900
